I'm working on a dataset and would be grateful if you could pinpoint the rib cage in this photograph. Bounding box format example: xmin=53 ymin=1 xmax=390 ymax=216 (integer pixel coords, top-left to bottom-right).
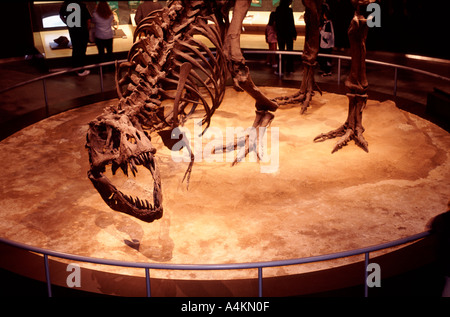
xmin=115 ymin=1 xmax=229 ymax=134
xmin=85 ymin=0 xmax=269 ymax=222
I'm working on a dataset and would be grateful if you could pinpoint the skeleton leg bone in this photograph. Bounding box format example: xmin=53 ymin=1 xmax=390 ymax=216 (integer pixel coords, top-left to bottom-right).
xmin=215 ymin=0 xmax=277 ymax=164
xmin=223 ymin=59 xmax=277 ymax=163
xmin=275 ymin=0 xmax=323 ymax=114
xmin=314 ymin=4 xmax=371 ymax=153
xmin=170 ymin=62 xmax=195 ymax=188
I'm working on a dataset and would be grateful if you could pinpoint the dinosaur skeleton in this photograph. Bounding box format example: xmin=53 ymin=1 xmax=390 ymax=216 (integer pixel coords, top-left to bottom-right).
xmin=86 ymin=0 xmax=277 ymax=222
xmin=85 ymin=0 xmax=373 ymax=222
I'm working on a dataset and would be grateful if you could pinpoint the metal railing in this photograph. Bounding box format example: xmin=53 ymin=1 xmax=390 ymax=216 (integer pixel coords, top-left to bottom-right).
xmin=0 ymin=50 xmax=446 ymax=297
xmin=1 ymin=51 xmax=449 ymax=121
xmin=247 ymin=50 xmax=450 ymax=96
xmin=0 ymin=231 xmax=431 ymax=297
xmin=0 ymin=61 xmax=127 ymax=118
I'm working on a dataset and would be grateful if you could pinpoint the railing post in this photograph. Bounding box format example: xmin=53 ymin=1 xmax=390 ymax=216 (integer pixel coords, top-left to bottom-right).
xmin=337 ymin=57 xmax=341 ymax=85
xmin=42 ymin=79 xmax=49 ymax=117
xmin=145 ymin=268 xmax=151 ymax=297
xmin=44 ymin=254 xmax=52 ymax=297
xmin=99 ymin=65 xmax=104 ymax=93
xmin=364 ymin=252 xmax=369 ymax=297
xmin=393 ymin=67 xmax=398 ymax=96
xmin=278 ymin=52 xmax=282 ymax=78
xmin=258 ymin=267 xmax=263 ymax=297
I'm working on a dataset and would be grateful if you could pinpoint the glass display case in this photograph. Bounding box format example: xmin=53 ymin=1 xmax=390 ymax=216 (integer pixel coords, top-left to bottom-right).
xmin=30 ymin=1 xmax=305 ymax=63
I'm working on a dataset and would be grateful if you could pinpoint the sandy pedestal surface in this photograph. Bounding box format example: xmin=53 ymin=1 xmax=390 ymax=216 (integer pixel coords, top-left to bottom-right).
xmin=0 ymin=87 xmax=448 ymax=295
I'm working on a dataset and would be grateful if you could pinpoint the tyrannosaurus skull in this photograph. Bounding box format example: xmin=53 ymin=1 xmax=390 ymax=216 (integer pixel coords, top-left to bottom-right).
xmin=86 ymin=111 xmax=163 ymax=222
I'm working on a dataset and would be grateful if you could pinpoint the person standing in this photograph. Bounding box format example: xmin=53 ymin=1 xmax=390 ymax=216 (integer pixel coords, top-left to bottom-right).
xmin=275 ymin=0 xmax=297 ymax=74
xmin=135 ymin=0 xmax=163 ymax=25
xmin=60 ymin=0 xmax=91 ymax=76
xmin=319 ymin=4 xmax=334 ymax=76
xmin=265 ymin=12 xmax=278 ymax=69
xmin=91 ymin=1 xmax=115 ymax=63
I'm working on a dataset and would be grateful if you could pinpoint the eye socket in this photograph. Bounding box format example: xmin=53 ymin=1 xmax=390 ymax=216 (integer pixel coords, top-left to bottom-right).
xmin=127 ymin=134 xmax=137 ymax=144
xmin=97 ymin=124 xmax=108 ymax=141
xmin=112 ymin=129 xmax=121 ymax=149
xmin=95 ymin=124 xmax=121 ymax=152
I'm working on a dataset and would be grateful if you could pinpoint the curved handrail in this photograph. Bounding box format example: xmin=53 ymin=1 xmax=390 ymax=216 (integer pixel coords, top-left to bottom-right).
xmin=1 ymin=52 xmax=448 ymax=95
xmin=0 ymin=51 xmax=444 ymax=296
xmin=244 ymin=50 xmax=450 ymax=82
xmin=0 ymin=231 xmax=431 ymax=271
xmin=0 ymin=60 xmax=126 ymax=94
xmin=0 ymin=230 xmax=432 ymax=298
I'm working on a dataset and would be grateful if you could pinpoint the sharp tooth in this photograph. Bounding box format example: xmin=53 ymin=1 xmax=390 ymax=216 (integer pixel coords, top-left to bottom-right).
xmin=111 ymin=162 xmax=119 ymax=175
xmin=121 ymin=163 xmax=128 ymax=176
xmin=130 ymin=161 xmax=137 ymax=177
xmin=150 ymin=156 xmax=155 ymax=168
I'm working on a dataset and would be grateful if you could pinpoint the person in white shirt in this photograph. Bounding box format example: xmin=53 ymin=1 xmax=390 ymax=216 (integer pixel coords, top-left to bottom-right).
xmin=319 ymin=4 xmax=335 ymax=76
xmin=91 ymin=1 xmax=114 ymax=62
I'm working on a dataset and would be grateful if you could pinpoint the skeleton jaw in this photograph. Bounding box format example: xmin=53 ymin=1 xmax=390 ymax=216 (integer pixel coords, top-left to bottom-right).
xmin=88 ymin=151 xmax=163 ymax=222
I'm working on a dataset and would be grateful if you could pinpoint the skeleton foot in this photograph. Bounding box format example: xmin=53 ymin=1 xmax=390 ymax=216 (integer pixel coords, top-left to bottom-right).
xmin=233 ymin=110 xmax=274 ymax=165
xmin=314 ymin=124 xmax=368 ymax=154
xmin=275 ymin=90 xmax=315 ymax=114
xmin=313 ymin=124 xmax=346 ymax=143
xmin=274 ymin=61 xmax=321 ymax=114
xmin=331 ymin=127 xmax=368 ymax=154
xmin=212 ymin=110 xmax=274 ymax=165
xmin=314 ymin=93 xmax=368 ymax=153
xmin=181 ymin=151 xmax=194 ymax=188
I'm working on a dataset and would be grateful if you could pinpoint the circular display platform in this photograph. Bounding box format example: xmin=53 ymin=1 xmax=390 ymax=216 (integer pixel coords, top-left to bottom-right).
xmin=0 ymin=87 xmax=449 ymax=296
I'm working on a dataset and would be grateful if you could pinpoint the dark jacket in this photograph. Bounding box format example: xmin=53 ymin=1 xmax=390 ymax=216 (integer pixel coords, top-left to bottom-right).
xmin=274 ymin=4 xmax=297 ymax=40
xmin=59 ymin=1 xmax=91 ymax=31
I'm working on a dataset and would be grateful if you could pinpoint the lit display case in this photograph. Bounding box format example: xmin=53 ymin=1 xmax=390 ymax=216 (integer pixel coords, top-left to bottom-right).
xmin=30 ymin=1 xmax=306 ymax=62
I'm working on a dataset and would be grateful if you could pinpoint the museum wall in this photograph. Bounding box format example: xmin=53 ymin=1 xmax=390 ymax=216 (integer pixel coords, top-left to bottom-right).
xmin=0 ymin=2 xmax=35 ymax=59
xmin=0 ymin=1 xmax=447 ymax=60
xmin=326 ymin=0 xmax=448 ymax=59
xmin=365 ymin=0 xmax=449 ymax=59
